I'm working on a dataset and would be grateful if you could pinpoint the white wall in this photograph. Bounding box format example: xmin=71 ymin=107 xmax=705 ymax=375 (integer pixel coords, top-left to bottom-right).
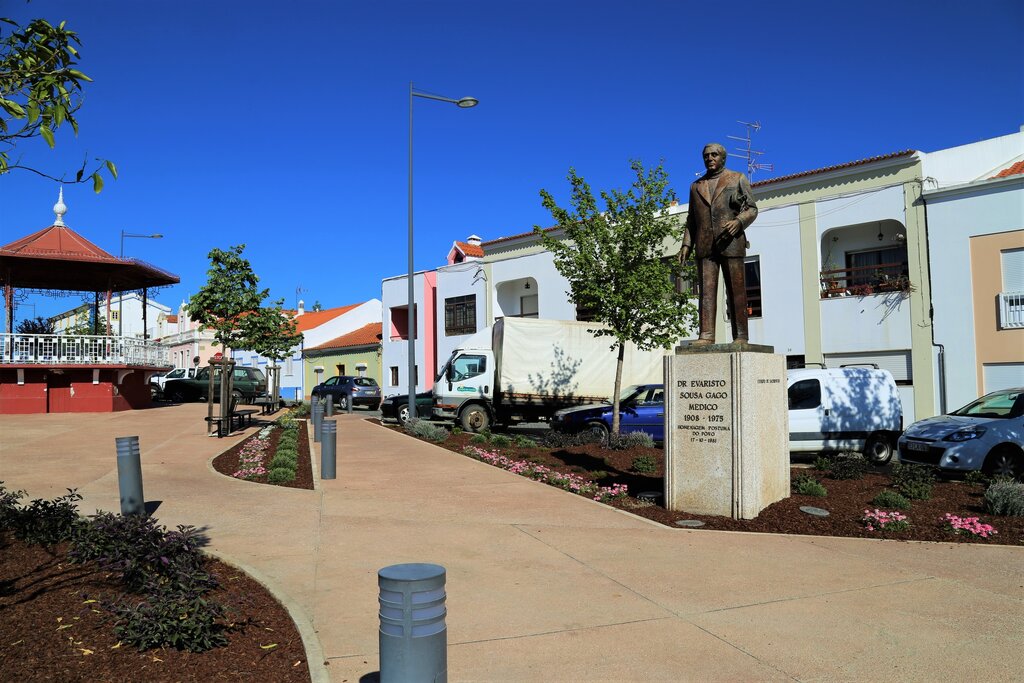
xmin=381 ymin=273 xmax=431 ymax=395
xmin=820 ymin=294 xmax=913 ymax=352
xmin=815 ymin=185 xmax=907 ymax=238
xmin=921 ymin=128 xmax=1024 ymax=188
xmin=925 ymin=180 xmax=1024 ymax=409
xmin=435 ymin=264 xmax=487 ymax=371
xmin=748 ymin=204 xmax=804 ymax=354
xmin=490 ymin=251 xmax=576 ymax=321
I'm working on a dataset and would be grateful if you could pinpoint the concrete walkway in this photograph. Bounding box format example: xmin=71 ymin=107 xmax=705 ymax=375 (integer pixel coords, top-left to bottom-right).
xmin=1 ymin=403 xmax=1022 ymax=682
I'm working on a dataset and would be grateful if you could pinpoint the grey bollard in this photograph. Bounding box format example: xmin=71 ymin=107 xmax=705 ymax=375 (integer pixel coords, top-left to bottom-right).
xmin=346 ymin=393 xmax=353 ymax=414
xmin=115 ymin=436 xmax=146 ymax=515
xmin=320 ymin=418 xmax=337 ymax=479
xmin=312 ymin=401 xmax=323 ymax=443
xmin=325 ymin=397 xmax=334 ymax=417
xmin=378 ymin=563 xmax=447 ymax=683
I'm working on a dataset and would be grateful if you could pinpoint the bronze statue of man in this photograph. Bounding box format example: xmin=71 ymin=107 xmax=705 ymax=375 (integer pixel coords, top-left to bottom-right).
xmin=677 ymin=142 xmax=759 ymax=345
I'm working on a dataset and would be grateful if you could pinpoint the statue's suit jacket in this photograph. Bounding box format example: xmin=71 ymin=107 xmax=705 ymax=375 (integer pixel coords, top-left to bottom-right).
xmin=682 ymin=169 xmax=758 ymax=258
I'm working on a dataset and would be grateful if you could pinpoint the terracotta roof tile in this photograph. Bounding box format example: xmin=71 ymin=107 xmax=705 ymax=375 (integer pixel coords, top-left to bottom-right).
xmin=1 ymin=224 xmax=118 ymax=262
xmin=991 ymin=160 xmax=1024 ymax=179
xmin=293 ymin=303 xmax=360 ymax=333
xmin=454 ymin=241 xmax=484 ymax=257
xmin=752 ymin=150 xmax=917 ymax=187
xmin=308 ymin=322 xmax=382 ymax=351
xmin=166 ymin=315 xmax=178 ymax=323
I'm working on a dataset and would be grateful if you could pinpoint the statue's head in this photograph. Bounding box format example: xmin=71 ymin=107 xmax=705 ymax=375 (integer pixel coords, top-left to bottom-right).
xmin=702 ymin=143 xmax=727 ymax=175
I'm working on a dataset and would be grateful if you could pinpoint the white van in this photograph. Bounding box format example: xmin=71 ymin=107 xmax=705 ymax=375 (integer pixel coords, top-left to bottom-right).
xmin=150 ymin=367 xmax=197 ymax=392
xmin=787 ymin=366 xmax=903 ymax=464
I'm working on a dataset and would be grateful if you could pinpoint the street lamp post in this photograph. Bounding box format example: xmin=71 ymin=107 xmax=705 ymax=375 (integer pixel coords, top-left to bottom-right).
xmin=118 ymin=231 xmax=163 ymax=336
xmin=408 ymin=83 xmax=478 ymax=419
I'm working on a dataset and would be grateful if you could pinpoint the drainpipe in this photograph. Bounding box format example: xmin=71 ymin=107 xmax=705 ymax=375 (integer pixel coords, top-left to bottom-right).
xmin=917 ymin=178 xmax=947 ymax=414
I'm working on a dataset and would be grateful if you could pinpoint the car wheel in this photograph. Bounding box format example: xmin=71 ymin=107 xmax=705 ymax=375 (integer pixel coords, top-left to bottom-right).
xmin=339 ymin=394 xmax=349 ymax=411
xmin=864 ymin=433 xmax=894 ymax=465
xmin=585 ymin=421 xmax=610 ymax=445
xmin=396 ymin=403 xmax=410 ymax=426
xmin=982 ymin=446 xmax=1024 ymax=480
xmin=459 ymin=404 xmax=491 ymax=433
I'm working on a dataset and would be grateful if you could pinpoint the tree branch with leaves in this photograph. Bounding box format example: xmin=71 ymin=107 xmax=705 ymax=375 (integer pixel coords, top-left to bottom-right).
xmin=0 ymin=17 xmax=115 ymax=191
xmin=536 ymin=160 xmax=697 ymax=435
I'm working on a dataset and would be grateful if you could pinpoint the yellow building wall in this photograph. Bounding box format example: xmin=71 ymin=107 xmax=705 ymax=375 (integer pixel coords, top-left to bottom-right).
xmin=970 ymin=230 xmax=1024 ymax=390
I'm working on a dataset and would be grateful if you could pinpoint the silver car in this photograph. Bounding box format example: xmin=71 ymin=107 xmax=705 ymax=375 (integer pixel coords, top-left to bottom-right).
xmin=897 ymin=387 xmax=1024 ymax=478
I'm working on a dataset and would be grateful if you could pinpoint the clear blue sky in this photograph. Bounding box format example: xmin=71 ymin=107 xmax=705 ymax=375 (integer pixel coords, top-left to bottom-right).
xmin=3 ymin=0 xmax=1022 ymax=324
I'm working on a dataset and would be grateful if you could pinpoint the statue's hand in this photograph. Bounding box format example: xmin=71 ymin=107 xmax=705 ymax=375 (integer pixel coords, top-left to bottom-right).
xmin=723 ymin=219 xmax=743 ymax=237
xmin=678 ymin=245 xmax=691 ymax=264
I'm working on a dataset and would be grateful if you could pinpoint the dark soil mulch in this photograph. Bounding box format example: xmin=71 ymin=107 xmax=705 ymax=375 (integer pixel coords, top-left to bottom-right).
xmin=211 ymin=419 xmax=314 ymax=490
xmin=0 ymin=531 xmax=310 ymax=682
xmin=389 ymin=422 xmax=1024 ymax=544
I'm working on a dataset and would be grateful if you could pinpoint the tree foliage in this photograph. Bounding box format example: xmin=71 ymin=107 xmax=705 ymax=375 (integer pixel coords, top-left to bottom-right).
xmin=536 ymin=160 xmax=697 ymax=434
xmin=186 ymin=245 xmax=301 ymax=405
xmin=0 ymin=17 xmax=115 ymax=191
xmin=15 ymin=315 xmax=53 ymax=334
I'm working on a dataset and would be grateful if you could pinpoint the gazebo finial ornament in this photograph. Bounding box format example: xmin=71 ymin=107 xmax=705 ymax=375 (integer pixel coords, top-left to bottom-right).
xmin=53 ymin=187 xmax=68 ymax=227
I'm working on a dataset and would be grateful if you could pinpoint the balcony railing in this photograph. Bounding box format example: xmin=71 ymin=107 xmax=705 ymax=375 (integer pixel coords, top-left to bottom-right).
xmin=998 ymin=291 xmax=1024 ymax=329
xmin=0 ymin=333 xmax=171 ymax=366
xmin=820 ymin=261 xmax=911 ymax=298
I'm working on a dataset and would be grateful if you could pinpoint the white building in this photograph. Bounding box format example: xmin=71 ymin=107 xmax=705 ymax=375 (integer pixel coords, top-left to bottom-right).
xmin=51 ymin=292 xmax=171 ymax=338
xmin=381 ymin=127 xmax=1024 ymax=422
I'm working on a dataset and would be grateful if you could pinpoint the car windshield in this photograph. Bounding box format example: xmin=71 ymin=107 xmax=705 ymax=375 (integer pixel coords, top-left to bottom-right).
xmin=251 ymin=369 xmax=266 ymax=382
xmin=353 ymin=377 xmax=378 ymax=387
xmin=618 ymin=385 xmax=644 ymax=403
xmin=949 ymin=390 xmax=1023 ymax=419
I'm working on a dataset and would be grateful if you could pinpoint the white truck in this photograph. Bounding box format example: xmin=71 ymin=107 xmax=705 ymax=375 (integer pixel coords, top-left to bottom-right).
xmin=432 ymin=317 xmax=669 ymax=432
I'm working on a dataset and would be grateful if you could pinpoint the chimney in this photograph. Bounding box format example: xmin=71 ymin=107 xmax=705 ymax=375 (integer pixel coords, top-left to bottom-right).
xmin=297 ymin=300 xmax=305 ymax=315
xmin=466 ymin=234 xmax=482 ymax=247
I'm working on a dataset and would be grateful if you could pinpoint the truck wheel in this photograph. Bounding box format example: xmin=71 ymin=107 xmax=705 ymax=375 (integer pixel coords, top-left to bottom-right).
xmin=167 ymin=388 xmax=186 ymax=403
xmin=459 ymin=404 xmax=490 ymax=433
xmin=982 ymin=446 xmax=1023 ymax=480
xmin=396 ymin=403 xmax=410 ymax=426
xmin=585 ymin=421 xmax=609 ymax=445
xmin=864 ymin=433 xmax=893 ymax=465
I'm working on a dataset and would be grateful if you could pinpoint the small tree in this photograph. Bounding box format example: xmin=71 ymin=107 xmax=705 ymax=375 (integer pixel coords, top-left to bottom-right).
xmin=536 ymin=160 xmax=697 ymax=435
xmin=1 ymin=17 xmax=116 ymax=191
xmin=15 ymin=315 xmax=53 ymax=334
xmin=186 ymin=245 xmax=300 ymax=426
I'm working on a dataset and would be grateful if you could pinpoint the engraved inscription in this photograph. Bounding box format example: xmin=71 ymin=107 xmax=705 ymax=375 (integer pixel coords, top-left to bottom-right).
xmin=676 ymin=378 xmax=732 ymax=444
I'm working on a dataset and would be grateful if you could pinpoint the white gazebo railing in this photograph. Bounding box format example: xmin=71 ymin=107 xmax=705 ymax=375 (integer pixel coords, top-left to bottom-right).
xmin=998 ymin=291 xmax=1024 ymax=330
xmin=0 ymin=333 xmax=171 ymax=366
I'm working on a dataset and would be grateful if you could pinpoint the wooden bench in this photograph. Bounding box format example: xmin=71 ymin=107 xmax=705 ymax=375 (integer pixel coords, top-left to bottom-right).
xmin=252 ymin=397 xmax=281 ymax=415
xmin=204 ymin=402 xmax=260 ymax=437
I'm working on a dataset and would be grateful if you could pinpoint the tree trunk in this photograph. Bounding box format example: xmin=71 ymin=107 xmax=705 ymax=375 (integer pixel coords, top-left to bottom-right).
xmin=611 ymin=342 xmax=625 ymax=436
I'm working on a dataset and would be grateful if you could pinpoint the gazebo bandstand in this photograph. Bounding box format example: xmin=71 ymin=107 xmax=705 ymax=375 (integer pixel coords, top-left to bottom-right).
xmin=0 ymin=191 xmax=178 ymax=414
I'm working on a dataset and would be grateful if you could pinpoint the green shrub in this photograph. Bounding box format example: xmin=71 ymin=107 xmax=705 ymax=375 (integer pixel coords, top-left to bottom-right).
xmin=0 ymin=482 xmax=25 ymax=530
xmin=268 ymin=467 xmax=296 ymax=484
xmin=110 ymin=580 xmax=228 ymax=653
xmin=608 ymin=432 xmax=655 ymax=450
xmin=631 ymin=454 xmax=658 ymax=474
xmin=269 ymin=454 xmax=297 ymax=471
xmin=7 ymin=489 xmax=83 ymax=545
xmin=278 ymin=430 xmax=298 ymax=444
xmin=871 ymin=490 xmax=910 ymax=510
xmin=811 ymin=455 xmax=833 ymax=472
xmin=890 ymin=463 xmax=935 ymax=500
xmin=793 ymin=474 xmax=827 ymax=497
xmin=469 ymin=433 xmax=490 ymax=445
xmin=291 ymin=402 xmax=311 ymax=418
xmin=490 ymin=434 xmax=512 ymax=448
xmin=826 ymin=455 xmax=870 ymax=480
xmin=513 ymin=435 xmax=535 ymax=448
xmin=452 ymin=427 xmax=463 ymax=435
xmin=984 ymin=479 xmax=1024 ymax=517
xmin=275 ymin=443 xmax=298 ymax=457
xmin=407 ymin=419 xmax=450 ymax=443
xmin=963 ymin=470 xmax=990 ymax=487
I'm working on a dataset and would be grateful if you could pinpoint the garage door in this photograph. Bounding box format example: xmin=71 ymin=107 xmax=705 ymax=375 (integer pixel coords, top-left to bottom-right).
xmin=824 ymin=350 xmax=912 ymax=383
xmin=984 ymin=363 xmax=1024 ymax=393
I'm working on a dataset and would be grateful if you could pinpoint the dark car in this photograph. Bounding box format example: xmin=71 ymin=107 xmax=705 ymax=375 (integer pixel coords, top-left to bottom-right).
xmin=380 ymin=391 xmax=434 ymax=426
xmin=163 ymin=365 xmax=267 ymax=403
xmin=551 ymin=384 xmax=666 ymax=443
xmin=311 ymin=375 xmax=381 ymax=411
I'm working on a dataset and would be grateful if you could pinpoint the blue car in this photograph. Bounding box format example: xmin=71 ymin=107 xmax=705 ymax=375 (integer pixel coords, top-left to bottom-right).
xmin=550 ymin=384 xmax=666 ymax=443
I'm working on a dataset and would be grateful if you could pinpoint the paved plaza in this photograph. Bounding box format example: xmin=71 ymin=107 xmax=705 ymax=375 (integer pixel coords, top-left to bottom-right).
xmin=1 ymin=404 xmax=1022 ymax=682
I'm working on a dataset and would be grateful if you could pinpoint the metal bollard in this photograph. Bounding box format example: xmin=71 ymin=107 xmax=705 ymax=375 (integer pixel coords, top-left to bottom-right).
xmin=378 ymin=563 xmax=447 ymax=683
xmin=312 ymin=401 xmax=323 ymax=443
xmin=346 ymin=393 xmax=353 ymax=414
xmin=321 ymin=418 xmax=337 ymax=479
xmin=115 ymin=436 xmax=146 ymax=515
xmin=325 ymin=397 xmax=334 ymax=417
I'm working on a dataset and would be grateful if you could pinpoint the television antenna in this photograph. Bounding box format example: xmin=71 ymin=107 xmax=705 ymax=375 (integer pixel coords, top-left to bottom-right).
xmin=727 ymin=120 xmax=774 ymax=179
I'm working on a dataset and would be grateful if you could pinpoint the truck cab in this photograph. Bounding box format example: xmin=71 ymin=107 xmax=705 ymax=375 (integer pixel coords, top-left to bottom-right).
xmin=433 ymin=347 xmax=495 ymax=431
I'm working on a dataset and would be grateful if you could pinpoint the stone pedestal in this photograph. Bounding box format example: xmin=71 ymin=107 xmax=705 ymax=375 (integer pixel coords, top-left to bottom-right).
xmin=664 ymin=350 xmax=789 ymax=519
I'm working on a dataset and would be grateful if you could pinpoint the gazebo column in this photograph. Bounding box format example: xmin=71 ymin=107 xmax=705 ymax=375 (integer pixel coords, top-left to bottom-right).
xmin=142 ymin=288 xmax=148 ymax=340
xmin=93 ymin=293 xmax=100 ymax=334
xmin=105 ymin=288 xmax=112 ymax=336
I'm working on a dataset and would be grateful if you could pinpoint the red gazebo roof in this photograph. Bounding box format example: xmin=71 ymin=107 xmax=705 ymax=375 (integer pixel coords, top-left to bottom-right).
xmin=1 ymin=213 xmax=179 ymax=293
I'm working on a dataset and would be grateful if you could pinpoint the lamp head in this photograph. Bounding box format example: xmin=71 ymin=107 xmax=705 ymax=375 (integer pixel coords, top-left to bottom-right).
xmin=456 ymin=97 xmax=478 ymax=109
